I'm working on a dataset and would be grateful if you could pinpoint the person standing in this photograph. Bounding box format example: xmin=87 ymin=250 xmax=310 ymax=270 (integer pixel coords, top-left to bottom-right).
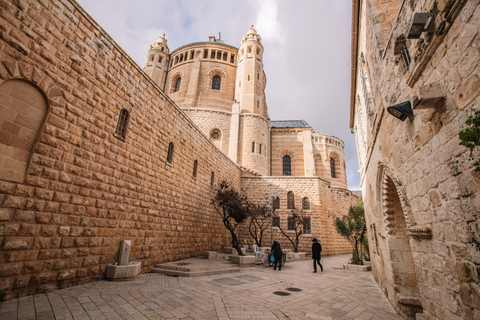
xmin=312 ymin=238 xmax=323 ymax=273
xmin=271 ymin=240 xmax=283 ymax=271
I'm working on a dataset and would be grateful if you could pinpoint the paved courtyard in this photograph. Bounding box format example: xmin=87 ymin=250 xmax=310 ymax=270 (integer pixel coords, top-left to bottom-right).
xmin=0 ymin=255 xmax=402 ymax=320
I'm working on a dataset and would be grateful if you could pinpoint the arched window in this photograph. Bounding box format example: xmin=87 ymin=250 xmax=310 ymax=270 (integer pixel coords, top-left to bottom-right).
xmin=212 ymin=75 xmax=221 ymax=90
xmin=273 ymin=197 xmax=280 ymax=211
xmin=330 ymin=158 xmax=336 ymax=178
xmin=252 ymin=142 xmax=255 ymax=153
xmin=210 ymin=172 xmax=215 ymax=187
xmin=115 ymin=109 xmax=129 ymax=139
xmin=193 ymin=160 xmax=198 ymax=178
xmin=167 ymin=142 xmax=174 ymax=164
xmin=302 ymin=197 xmax=310 ymax=210
xmin=287 ymin=191 xmax=295 ymax=209
xmin=303 ymin=218 xmax=311 ymax=234
xmin=283 ymin=155 xmax=291 ymax=176
xmin=174 ymin=77 xmax=181 ymax=92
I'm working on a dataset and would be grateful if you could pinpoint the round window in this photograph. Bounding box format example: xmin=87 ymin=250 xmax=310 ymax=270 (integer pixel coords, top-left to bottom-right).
xmin=211 ymin=130 xmax=220 ymax=140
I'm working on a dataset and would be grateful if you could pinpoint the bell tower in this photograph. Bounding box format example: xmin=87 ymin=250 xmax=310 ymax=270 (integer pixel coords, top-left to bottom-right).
xmin=144 ymin=34 xmax=170 ymax=90
xmin=233 ymin=25 xmax=269 ymax=175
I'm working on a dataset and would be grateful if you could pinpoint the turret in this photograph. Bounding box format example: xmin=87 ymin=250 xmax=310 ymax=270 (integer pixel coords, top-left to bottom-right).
xmin=234 ymin=25 xmax=269 ymax=175
xmin=144 ymin=34 xmax=170 ymax=89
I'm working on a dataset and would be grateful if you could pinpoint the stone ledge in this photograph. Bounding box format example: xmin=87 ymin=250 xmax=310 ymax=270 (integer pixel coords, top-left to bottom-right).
xmin=106 ymin=262 xmax=142 ymax=281
xmin=229 ymin=255 xmax=256 ymax=267
xmin=286 ymin=252 xmax=305 ymax=261
xmin=343 ymin=264 xmax=371 ymax=272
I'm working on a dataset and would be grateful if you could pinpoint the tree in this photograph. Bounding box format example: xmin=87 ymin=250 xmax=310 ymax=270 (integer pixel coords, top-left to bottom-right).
xmin=333 ymin=203 xmax=366 ymax=265
xmin=459 ymin=110 xmax=480 ymax=171
xmin=247 ymin=203 xmax=270 ymax=247
xmin=276 ymin=209 xmax=310 ymax=253
xmin=210 ymin=180 xmax=249 ymax=255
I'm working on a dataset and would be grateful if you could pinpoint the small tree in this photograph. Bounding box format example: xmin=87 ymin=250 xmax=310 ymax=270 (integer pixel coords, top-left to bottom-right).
xmin=333 ymin=203 xmax=366 ymax=265
xmin=211 ymin=180 xmax=249 ymax=255
xmin=276 ymin=209 xmax=310 ymax=253
xmin=247 ymin=203 xmax=270 ymax=247
xmin=459 ymin=110 xmax=480 ymax=171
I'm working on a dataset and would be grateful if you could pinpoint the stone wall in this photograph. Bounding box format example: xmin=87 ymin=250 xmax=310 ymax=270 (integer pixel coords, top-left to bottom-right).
xmin=0 ymin=0 xmax=240 ymax=300
xmin=352 ymin=0 xmax=480 ymax=319
xmin=238 ymin=177 xmax=355 ymax=257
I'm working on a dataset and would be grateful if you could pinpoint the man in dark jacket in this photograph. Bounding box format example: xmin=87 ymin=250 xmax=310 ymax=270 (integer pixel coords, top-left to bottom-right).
xmin=271 ymin=240 xmax=283 ymax=271
xmin=312 ymin=238 xmax=323 ymax=273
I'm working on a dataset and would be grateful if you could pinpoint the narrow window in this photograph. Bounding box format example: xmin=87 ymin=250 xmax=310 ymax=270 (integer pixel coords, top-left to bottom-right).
xmin=204 ymin=50 xmax=208 ymax=59
xmin=179 ymin=54 xmax=183 ymax=63
xmin=330 ymin=158 xmax=336 ymax=178
xmin=257 ymin=73 xmax=259 ymax=80
xmin=230 ymin=55 xmax=234 ymax=63
xmin=273 ymin=197 xmax=280 ymax=211
xmin=190 ymin=50 xmax=194 ymax=60
xmin=248 ymin=75 xmax=250 ymax=81
xmin=193 ymin=160 xmax=198 ymax=178
xmin=210 ymin=172 xmax=215 ymax=187
xmin=212 ymin=76 xmax=221 ymax=90
xmin=211 ymin=50 xmax=215 ymax=59
xmin=287 ymin=191 xmax=295 ymax=209
xmin=115 ymin=109 xmax=129 ymax=139
xmin=288 ymin=217 xmax=295 ymax=230
xmin=158 ymin=57 xmax=162 ymax=63
xmin=283 ymin=155 xmax=291 ymax=176
xmin=252 ymin=142 xmax=255 ymax=153
xmin=257 ymin=101 xmax=259 ymax=108
xmin=259 ymin=144 xmax=262 ymax=154
xmin=150 ymin=55 xmax=154 ymax=61
xmin=166 ymin=142 xmax=174 ymax=164
xmin=302 ymin=197 xmax=310 ymax=210
xmin=223 ymin=52 xmax=227 ymax=61
xmin=273 ymin=217 xmax=280 ymax=227
xmin=216 ymin=51 xmax=221 ymax=59
xmin=174 ymin=78 xmax=181 ymax=92
xmin=303 ymin=218 xmax=311 ymax=234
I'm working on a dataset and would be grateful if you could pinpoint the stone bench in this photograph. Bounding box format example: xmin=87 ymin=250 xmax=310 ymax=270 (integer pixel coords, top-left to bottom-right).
xmin=229 ymin=255 xmax=256 ymax=267
xmin=343 ymin=264 xmax=371 ymax=271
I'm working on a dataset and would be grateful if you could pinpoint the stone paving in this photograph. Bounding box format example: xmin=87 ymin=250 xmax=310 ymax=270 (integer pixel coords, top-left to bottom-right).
xmin=0 ymin=255 xmax=403 ymax=320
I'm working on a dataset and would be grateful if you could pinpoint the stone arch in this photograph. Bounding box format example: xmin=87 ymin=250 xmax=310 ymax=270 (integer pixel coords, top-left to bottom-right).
xmin=377 ymin=162 xmax=423 ymax=318
xmin=0 ymin=60 xmax=62 ymax=183
xmin=207 ymin=69 xmax=227 ymax=91
xmin=170 ymin=71 xmax=183 ymax=93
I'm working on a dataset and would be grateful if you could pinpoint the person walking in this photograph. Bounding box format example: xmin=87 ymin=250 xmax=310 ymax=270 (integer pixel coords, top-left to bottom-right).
xmin=312 ymin=238 xmax=323 ymax=273
xmin=271 ymin=240 xmax=283 ymax=271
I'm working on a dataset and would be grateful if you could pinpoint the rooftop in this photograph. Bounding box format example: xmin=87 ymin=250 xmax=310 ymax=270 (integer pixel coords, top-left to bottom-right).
xmin=271 ymin=120 xmax=311 ymax=129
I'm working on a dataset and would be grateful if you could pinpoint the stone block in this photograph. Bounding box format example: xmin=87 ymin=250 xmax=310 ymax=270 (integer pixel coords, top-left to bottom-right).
xmin=343 ymin=264 xmax=372 ymax=271
xmin=230 ymin=255 xmax=255 ymax=267
xmin=105 ymin=261 xmax=141 ymax=281
xmin=286 ymin=252 xmax=305 ymax=261
xmin=203 ymin=251 xmax=217 ymax=259
xmin=118 ymin=240 xmax=131 ymax=265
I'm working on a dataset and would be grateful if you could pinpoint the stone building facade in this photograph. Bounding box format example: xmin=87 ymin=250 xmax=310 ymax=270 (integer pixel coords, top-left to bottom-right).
xmin=0 ymin=0 xmax=356 ymax=300
xmin=350 ymin=0 xmax=480 ymax=319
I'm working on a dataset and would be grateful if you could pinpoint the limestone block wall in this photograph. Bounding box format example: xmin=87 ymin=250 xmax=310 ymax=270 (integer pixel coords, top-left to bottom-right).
xmin=181 ymin=109 xmax=232 ymax=155
xmin=238 ymin=177 xmax=354 ymax=256
xmin=165 ymin=44 xmax=237 ymax=112
xmin=353 ymin=0 xmax=480 ymax=318
xmin=0 ymin=0 xmax=241 ymax=300
xmin=238 ymin=114 xmax=269 ymax=175
xmin=271 ymin=129 xmax=306 ymax=176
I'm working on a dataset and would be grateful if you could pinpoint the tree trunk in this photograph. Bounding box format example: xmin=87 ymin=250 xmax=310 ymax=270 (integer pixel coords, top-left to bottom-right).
xmin=230 ymin=229 xmax=244 ymax=256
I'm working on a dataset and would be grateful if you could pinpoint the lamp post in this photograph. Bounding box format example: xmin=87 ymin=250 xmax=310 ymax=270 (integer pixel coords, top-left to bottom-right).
xmin=265 ymin=191 xmax=277 ymax=246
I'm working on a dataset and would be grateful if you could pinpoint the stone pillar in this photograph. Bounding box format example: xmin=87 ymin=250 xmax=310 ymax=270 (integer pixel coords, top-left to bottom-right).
xmin=118 ymin=240 xmax=131 ymax=265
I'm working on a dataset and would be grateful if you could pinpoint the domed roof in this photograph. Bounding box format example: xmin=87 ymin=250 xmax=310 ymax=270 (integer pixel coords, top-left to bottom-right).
xmin=242 ymin=25 xmax=262 ymax=44
xmin=152 ymin=34 xmax=168 ymax=48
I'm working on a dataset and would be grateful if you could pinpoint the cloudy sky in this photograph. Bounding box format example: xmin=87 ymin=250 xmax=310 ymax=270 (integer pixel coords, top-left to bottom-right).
xmin=76 ymin=0 xmax=361 ymax=190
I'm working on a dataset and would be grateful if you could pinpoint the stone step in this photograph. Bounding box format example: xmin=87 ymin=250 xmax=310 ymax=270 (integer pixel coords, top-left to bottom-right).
xmin=153 ymin=261 xmax=234 ymax=272
xmin=150 ymin=266 xmax=240 ymax=277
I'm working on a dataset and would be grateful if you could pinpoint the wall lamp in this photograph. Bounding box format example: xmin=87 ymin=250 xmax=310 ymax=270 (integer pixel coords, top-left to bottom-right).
xmin=387 ymin=101 xmax=413 ymax=121
xmin=407 ymin=13 xmax=433 ymax=39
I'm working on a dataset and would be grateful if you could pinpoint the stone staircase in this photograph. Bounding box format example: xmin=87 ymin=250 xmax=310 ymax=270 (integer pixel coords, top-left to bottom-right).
xmin=150 ymin=256 xmax=241 ymax=277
